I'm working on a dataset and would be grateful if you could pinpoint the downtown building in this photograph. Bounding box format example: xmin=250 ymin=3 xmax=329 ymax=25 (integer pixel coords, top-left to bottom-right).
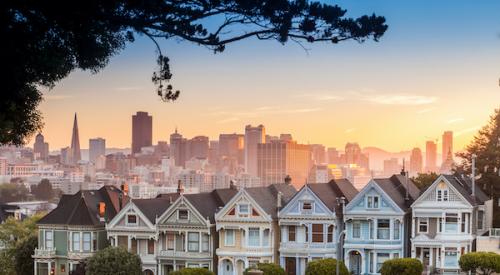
xmin=132 ymin=111 xmax=153 ymax=155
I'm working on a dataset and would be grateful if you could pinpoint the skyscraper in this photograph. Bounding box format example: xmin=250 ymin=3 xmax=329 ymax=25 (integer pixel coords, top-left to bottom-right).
xmin=425 ymin=141 xmax=437 ymax=172
xmin=70 ymin=113 xmax=81 ymax=164
xmin=219 ymin=133 xmax=244 ymax=164
xmin=409 ymin=147 xmax=423 ymax=175
xmin=442 ymin=131 xmax=453 ymax=163
xmin=89 ymin=138 xmax=106 ymax=163
xmin=342 ymin=142 xmax=369 ymax=169
xmin=310 ymin=144 xmax=326 ymax=164
xmin=33 ymin=133 xmax=49 ymax=161
xmin=383 ymin=158 xmax=400 ymax=176
xmin=188 ymin=135 xmax=209 ymax=159
xmin=244 ymin=124 xmax=265 ymax=176
xmin=131 ymin=111 xmax=153 ymax=154
xmin=327 ymin=147 xmax=339 ymax=164
xmin=170 ymin=128 xmax=187 ymax=167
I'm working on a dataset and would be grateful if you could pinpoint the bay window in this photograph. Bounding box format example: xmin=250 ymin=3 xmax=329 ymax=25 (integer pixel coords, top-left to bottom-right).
xmin=248 ymin=228 xmax=260 ymax=246
xmin=202 ymin=233 xmax=209 ymax=252
xmin=224 ymin=230 xmax=235 ymax=246
xmin=288 ymin=226 xmax=296 ymax=242
xmin=188 ymin=232 xmax=200 ymax=252
xmin=312 ymin=224 xmax=324 ymax=243
xmin=72 ymin=232 xmax=80 ymax=252
xmin=45 ymin=231 xmax=53 ymax=249
xmin=377 ymin=219 xmax=390 ymax=239
xmin=445 ymin=213 xmax=458 ymax=233
xmin=82 ymin=232 xmax=91 ymax=252
xmin=353 ymin=221 xmax=361 ymax=238
xmin=394 ymin=220 xmax=400 ymax=239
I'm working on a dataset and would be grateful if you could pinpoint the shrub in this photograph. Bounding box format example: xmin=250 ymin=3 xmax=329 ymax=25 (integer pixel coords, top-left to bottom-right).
xmin=170 ymin=268 xmax=215 ymax=275
xmin=244 ymin=263 xmax=285 ymax=275
xmin=305 ymin=258 xmax=348 ymax=275
xmin=459 ymin=252 xmax=500 ymax=275
xmin=86 ymin=246 xmax=142 ymax=275
xmin=380 ymin=258 xmax=423 ymax=275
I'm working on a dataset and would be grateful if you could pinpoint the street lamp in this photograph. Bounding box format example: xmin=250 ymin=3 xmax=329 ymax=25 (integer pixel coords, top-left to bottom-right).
xmin=336 ymin=196 xmax=346 ymax=275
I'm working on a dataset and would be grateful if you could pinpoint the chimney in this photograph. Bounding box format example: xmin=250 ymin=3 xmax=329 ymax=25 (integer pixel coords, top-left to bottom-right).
xmin=277 ymin=191 xmax=283 ymax=208
xmin=118 ymin=193 xmax=123 ymax=210
xmin=121 ymin=183 xmax=129 ymax=196
xmin=284 ymin=175 xmax=292 ymax=185
xmin=98 ymin=202 xmax=106 ymax=221
xmin=229 ymin=180 xmax=237 ymax=190
xmin=177 ymin=180 xmax=184 ymax=194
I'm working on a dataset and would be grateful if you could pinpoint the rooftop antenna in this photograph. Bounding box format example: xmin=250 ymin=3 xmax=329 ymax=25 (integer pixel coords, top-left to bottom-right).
xmin=401 ymin=158 xmax=409 ymax=200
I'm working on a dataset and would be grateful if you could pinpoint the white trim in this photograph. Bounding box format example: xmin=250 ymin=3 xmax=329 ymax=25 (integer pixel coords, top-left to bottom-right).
xmin=278 ymin=185 xmax=334 ymax=218
xmin=215 ymin=189 xmax=272 ymax=225
xmin=411 ymin=175 xmax=473 ymax=208
xmin=345 ymin=179 xmax=405 ymax=214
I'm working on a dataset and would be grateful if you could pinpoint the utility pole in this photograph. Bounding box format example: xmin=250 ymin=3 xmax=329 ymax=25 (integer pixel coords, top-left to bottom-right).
xmin=336 ymin=196 xmax=346 ymax=275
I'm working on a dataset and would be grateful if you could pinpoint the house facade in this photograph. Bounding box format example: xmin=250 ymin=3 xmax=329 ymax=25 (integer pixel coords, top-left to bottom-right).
xmin=411 ymin=175 xmax=490 ymax=273
xmin=278 ymin=179 xmax=358 ymax=275
xmin=215 ymin=184 xmax=296 ymax=275
xmin=34 ymin=186 xmax=126 ymax=275
xmin=343 ymin=175 xmax=420 ymax=275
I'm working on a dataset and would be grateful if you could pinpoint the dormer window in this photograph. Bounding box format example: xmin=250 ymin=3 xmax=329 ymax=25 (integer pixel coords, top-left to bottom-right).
xmin=367 ymin=196 xmax=379 ymax=209
xmin=127 ymin=214 xmax=137 ymax=225
xmin=178 ymin=209 xmax=189 ymax=220
xmin=238 ymin=204 xmax=250 ymax=217
xmin=437 ymin=182 xmax=449 ymax=201
xmin=302 ymin=201 xmax=313 ymax=212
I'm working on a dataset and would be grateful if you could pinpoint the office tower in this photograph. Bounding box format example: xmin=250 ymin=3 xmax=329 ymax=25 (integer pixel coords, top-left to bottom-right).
xmin=383 ymin=158 xmax=400 ymax=176
xmin=310 ymin=144 xmax=326 ymax=164
xmin=188 ymin=135 xmax=209 ymax=159
xmin=279 ymin=134 xmax=293 ymax=142
xmin=208 ymin=140 xmax=219 ymax=166
xmin=33 ymin=133 xmax=49 ymax=161
xmin=244 ymin=124 xmax=265 ymax=176
xmin=89 ymin=138 xmax=106 ymax=163
xmin=442 ymin=131 xmax=453 ymax=163
xmin=327 ymin=147 xmax=339 ymax=164
xmin=425 ymin=141 xmax=437 ymax=172
xmin=257 ymin=139 xmax=312 ymax=188
xmin=60 ymin=147 xmax=72 ymax=165
xmin=131 ymin=111 xmax=153 ymax=154
xmin=219 ymin=133 xmax=244 ymax=165
xmin=70 ymin=113 xmax=81 ymax=164
xmin=170 ymin=129 xmax=187 ymax=167
xmin=342 ymin=142 xmax=369 ymax=169
xmin=409 ymin=147 xmax=423 ymax=175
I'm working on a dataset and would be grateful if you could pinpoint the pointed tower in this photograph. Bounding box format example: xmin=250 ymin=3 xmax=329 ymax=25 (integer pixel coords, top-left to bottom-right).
xmin=71 ymin=113 xmax=81 ymax=164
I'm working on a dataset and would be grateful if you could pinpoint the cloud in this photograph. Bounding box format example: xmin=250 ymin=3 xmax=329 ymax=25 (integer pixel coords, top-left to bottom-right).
xmin=447 ymin=118 xmax=465 ymax=124
xmin=455 ymin=126 xmax=480 ymax=137
xmin=293 ymin=93 xmax=344 ymax=101
xmin=365 ymin=94 xmax=438 ymax=105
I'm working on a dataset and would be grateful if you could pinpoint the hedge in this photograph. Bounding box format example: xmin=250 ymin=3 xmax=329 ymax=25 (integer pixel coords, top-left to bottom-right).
xmin=305 ymin=258 xmax=349 ymax=275
xmin=170 ymin=268 xmax=215 ymax=275
xmin=379 ymin=258 xmax=423 ymax=275
xmin=459 ymin=252 xmax=500 ymax=275
xmin=243 ymin=263 xmax=285 ymax=275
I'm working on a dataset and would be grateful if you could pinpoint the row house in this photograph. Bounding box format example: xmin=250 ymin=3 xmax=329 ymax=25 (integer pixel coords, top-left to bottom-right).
xmin=343 ymin=175 xmax=420 ymax=275
xmin=411 ymin=175 xmax=489 ymax=273
xmin=34 ymin=186 xmax=127 ymax=275
xmin=216 ymin=184 xmax=296 ymax=275
xmin=278 ymin=179 xmax=358 ymax=275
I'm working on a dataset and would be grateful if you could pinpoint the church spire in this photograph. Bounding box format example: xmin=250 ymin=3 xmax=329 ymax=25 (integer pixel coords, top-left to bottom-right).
xmin=71 ymin=113 xmax=81 ymax=164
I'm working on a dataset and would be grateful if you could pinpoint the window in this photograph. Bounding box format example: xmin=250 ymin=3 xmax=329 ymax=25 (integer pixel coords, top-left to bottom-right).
xmin=461 ymin=213 xmax=467 ymax=233
xmin=202 ymin=234 xmax=209 ymax=252
xmin=394 ymin=220 xmax=400 ymax=240
xmin=288 ymin=226 xmax=296 ymax=242
xmin=437 ymin=182 xmax=449 ymax=201
xmin=130 ymin=238 xmax=137 ymax=253
xmin=377 ymin=219 xmax=390 ymax=239
xmin=263 ymin=229 xmax=270 ymax=246
xmin=444 ymin=247 xmax=458 ymax=267
xmin=238 ymin=204 xmax=250 ymax=216
xmin=148 ymin=239 xmax=154 ymax=254
xmin=72 ymin=232 xmax=80 ymax=252
xmin=478 ymin=211 xmax=484 ymax=230
xmin=305 ymin=226 xmax=309 ymax=242
xmin=418 ymin=218 xmax=428 ymax=233
xmin=248 ymin=228 xmax=260 ymax=246
xmin=302 ymin=202 xmax=312 ymax=211
xmin=82 ymin=232 xmax=91 ymax=252
xmin=127 ymin=214 xmax=137 ymax=225
xmin=60 ymin=264 xmax=65 ymax=273
xmin=224 ymin=230 xmax=235 ymax=246
xmin=367 ymin=196 xmax=379 ymax=209
xmin=45 ymin=231 xmax=53 ymax=249
xmin=377 ymin=253 xmax=390 ymax=271
xmin=167 ymin=233 xmax=175 ymax=250
xmin=188 ymin=232 xmax=200 ymax=252
xmin=369 ymin=220 xmax=374 ymax=239
xmin=445 ymin=213 xmax=458 ymax=233
xmin=92 ymin=233 xmax=97 ymax=251
xmin=312 ymin=224 xmax=324 ymax=243
xmin=327 ymin=225 xmax=334 ymax=242
xmin=178 ymin=209 xmax=188 ymax=220
xmin=393 ymin=253 xmax=399 ymax=259
xmin=353 ymin=221 xmax=361 ymax=239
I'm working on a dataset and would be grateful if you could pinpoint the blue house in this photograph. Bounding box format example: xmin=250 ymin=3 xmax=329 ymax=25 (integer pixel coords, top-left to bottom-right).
xmin=343 ymin=175 xmax=420 ymax=275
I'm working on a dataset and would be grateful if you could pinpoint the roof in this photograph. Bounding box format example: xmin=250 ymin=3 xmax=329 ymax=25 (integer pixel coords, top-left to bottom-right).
xmin=38 ymin=186 xmax=127 ymax=226
xmin=442 ymin=175 xmax=489 ymax=205
xmin=373 ymin=175 xmax=421 ymax=212
xmin=0 ymin=204 xmax=18 ymax=223
xmin=184 ymin=188 xmax=238 ymax=223
xmin=133 ymin=196 xmax=177 ymax=224
xmin=307 ymin=179 xmax=358 ymax=211
xmin=245 ymin=184 xmax=297 ymax=218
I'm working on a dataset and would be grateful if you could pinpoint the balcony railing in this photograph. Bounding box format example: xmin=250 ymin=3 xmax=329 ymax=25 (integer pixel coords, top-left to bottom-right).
xmin=490 ymin=228 xmax=500 ymax=237
xmin=158 ymin=250 xmax=211 ymax=259
xmin=280 ymin=242 xmax=336 ymax=250
xmin=34 ymin=248 xmax=56 ymax=258
xmin=67 ymin=251 xmax=94 ymax=260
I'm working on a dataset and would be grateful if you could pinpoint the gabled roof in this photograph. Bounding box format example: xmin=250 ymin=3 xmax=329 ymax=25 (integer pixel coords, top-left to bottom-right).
xmin=307 ymin=179 xmax=358 ymax=210
xmin=244 ymin=184 xmax=296 ymax=218
xmin=133 ymin=197 xmax=175 ymax=224
xmin=373 ymin=175 xmax=421 ymax=212
xmin=38 ymin=186 xmax=127 ymax=226
xmin=442 ymin=175 xmax=489 ymax=205
xmin=184 ymin=188 xmax=239 ymax=223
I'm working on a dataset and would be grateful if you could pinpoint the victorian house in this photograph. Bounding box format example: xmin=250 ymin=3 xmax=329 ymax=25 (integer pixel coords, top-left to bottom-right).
xmin=411 ymin=175 xmax=490 ymax=273
xmin=343 ymin=174 xmax=420 ymax=275
xmin=34 ymin=186 xmax=126 ymax=275
xmin=278 ymin=179 xmax=358 ymax=275
xmin=215 ymin=183 xmax=296 ymax=275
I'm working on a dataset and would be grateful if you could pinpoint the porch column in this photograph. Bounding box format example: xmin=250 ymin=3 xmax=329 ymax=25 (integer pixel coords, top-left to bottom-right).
xmin=430 ymin=247 xmax=434 ymax=269
xmin=411 ymin=217 xmax=416 ymax=238
xmin=48 ymin=262 xmax=52 ymax=275
xmin=441 ymin=213 xmax=446 ymax=233
xmin=390 ymin=218 xmax=394 ymax=240
xmin=296 ymin=257 xmax=300 ymax=275
xmin=184 ymin=231 xmax=188 ymax=252
xmin=199 ymin=232 xmax=202 ymax=253
xmin=259 ymin=227 xmax=263 ymax=247
xmin=34 ymin=260 xmax=37 ymax=275
xmin=128 ymin=236 xmax=131 ymax=251
xmin=361 ymin=251 xmax=366 ymax=275
xmin=158 ymin=263 xmax=162 ymax=275
xmin=465 ymin=213 xmax=469 ymax=234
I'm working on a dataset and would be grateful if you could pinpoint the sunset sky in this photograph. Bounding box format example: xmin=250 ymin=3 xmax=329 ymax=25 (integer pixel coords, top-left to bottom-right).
xmin=33 ymin=0 xmax=500 ymax=152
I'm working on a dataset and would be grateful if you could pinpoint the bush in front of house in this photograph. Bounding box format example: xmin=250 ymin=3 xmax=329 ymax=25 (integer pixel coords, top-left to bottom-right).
xmin=379 ymin=258 xmax=423 ymax=275
xmin=243 ymin=263 xmax=285 ymax=275
xmin=305 ymin=258 xmax=349 ymax=275
xmin=459 ymin=252 xmax=500 ymax=275
xmin=170 ymin=268 xmax=215 ymax=275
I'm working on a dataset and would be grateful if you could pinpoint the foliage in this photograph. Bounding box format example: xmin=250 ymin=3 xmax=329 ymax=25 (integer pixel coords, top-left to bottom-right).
xmin=412 ymin=172 xmax=439 ymax=191
xmin=456 ymin=108 xmax=500 ymax=197
xmin=244 ymin=263 xmax=285 ymax=275
xmin=459 ymin=252 xmax=500 ymax=275
xmin=86 ymin=246 xmax=142 ymax=275
xmin=0 ymin=214 xmax=42 ymax=275
xmin=305 ymin=258 xmax=348 ymax=275
xmin=0 ymin=183 xmax=29 ymax=203
xmin=2 ymin=1 xmax=387 ymax=145
xmin=14 ymin=235 xmax=38 ymax=275
xmin=170 ymin=268 xmax=215 ymax=275
xmin=31 ymin=179 xmax=54 ymax=201
xmin=380 ymin=258 xmax=423 ymax=275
